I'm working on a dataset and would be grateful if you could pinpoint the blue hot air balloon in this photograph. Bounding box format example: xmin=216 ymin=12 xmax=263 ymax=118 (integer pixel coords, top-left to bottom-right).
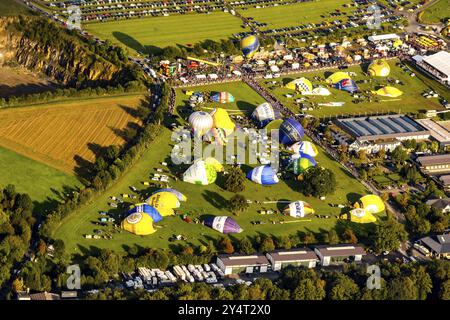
xmin=279 ymin=118 xmax=305 ymax=145
xmin=203 ymin=216 xmax=243 ymax=234
xmin=126 ymin=203 xmax=163 ymax=223
xmin=247 ymin=165 xmax=279 ymax=185
xmin=333 ymin=78 xmax=358 ymax=93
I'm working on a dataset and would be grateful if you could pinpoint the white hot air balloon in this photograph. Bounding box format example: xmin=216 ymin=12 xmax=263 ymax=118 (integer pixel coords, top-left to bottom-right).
xmin=188 ymin=111 xmax=213 ymax=137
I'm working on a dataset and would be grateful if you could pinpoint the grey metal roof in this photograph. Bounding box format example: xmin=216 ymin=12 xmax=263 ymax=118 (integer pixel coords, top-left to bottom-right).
xmin=417 ymin=154 xmax=450 ymax=166
xmin=268 ymin=248 xmax=317 ymax=262
xmin=314 ymin=244 xmax=366 ymax=257
xmin=421 ymin=234 xmax=450 ymax=254
xmin=218 ymin=254 xmax=270 ymax=267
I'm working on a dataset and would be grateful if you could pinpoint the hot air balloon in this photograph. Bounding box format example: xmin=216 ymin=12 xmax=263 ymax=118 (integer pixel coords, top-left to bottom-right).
xmin=252 ymin=102 xmax=282 ymax=128
xmin=346 ymin=208 xmax=377 ymax=223
xmin=282 ymin=201 xmax=315 ymax=218
xmin=372 ymin=86 xmax=403 ymax=98
xmin=368 ymin=59 xmax=390 ymax=77
xmin=189 ymin=111 xmax=213 ymax=137
xmin=203 ymin=216 xmax=243 ymax=234
xmin=146 ymin=191 xmax=180 ymax=216
xmin=326 ymin=71 xmax=351 ymax=84
xmin=288 ymin=141 xmax=319 ymax=158
xmin=247 ymin=165 xmax=279 ymax=185
xmin=210 ymin=92 xmax=235 ymax=104
xmin=126 ymin=203 xmax=163 ymax=223
xmin=309 ymin=87 xmax=331 ymax=96
xmin=285 ymin=77 xmax=313 ymax=93
xmin=357 ymin=195 xmax=385 ymax=214
xmin=287 ymin=153 xmax=317 ymax=174
xmin=204 ymin=157 xmax=224 ymax=172
xmin=332 ymin=78 xmax=359 ymax=93
xmin=121 ymin=212 xmax=156 ymax=235
xmin=279 ymin=118 xmax=305 ymax=145
xmin=203 ymin=127 xmax=228 ymax=145
xmin=210 ymin=108 xmax=235 ymax=135
xmin=183 ymin=160 xmax=218 ymax=185
xmin=151 ymin=188 xmax=187 ymax=202
xmin=241 ymin=35 xmax=260 ymax=59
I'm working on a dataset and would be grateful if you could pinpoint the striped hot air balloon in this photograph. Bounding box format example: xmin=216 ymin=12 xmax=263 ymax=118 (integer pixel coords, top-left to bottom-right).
xmin=188 ymin=111 xmax=213 ymax=137
xmin=210 ymin=92 xmax=235 ymax=104
xmin=247 ymin=165 xmax=279 ymax=185
xmin=241 ymin=35 xmax=260 ymax=58
xmin=203 ymin=216 xmax=243 ymax=234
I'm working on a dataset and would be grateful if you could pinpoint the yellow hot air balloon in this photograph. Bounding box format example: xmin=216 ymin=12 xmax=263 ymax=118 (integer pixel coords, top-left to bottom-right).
xmin=204 ymin=157 xmax=224 ymax=172
xmin=357 ymin=195 xmax=385 ymax=214
xmin=285 ymin=77 xmax=313 ymax=93
xmin=372 ymin=86 xmax=403 ymax=98
xmin=326 ymin=71 xmax=351 ymax=84
xmin=241 ymin=35 xmax=260 ymax=59
xmin=368 ymin=59 xmax=390 ymax=77
xmin=346 ymin=208 xmax=377 ymax=224
xmin=147 ymin=191 xmax=180 ymax=216
xmin=121 ymin=212 xmax=156 ymax=235
xmin=210 ymin=108 xmax=236 ymax=136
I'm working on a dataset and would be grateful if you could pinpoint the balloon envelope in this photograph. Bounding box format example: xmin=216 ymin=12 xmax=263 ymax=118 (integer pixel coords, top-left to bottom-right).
xmin=348 ymin=208 xmax=377 ymax=223
xmin=121 ymin=212 xmax=156 ymax=235
xmin=203 ymin=127 xmax=228 ymax=145
xmin=210 ymin=108 xmax=235 ymax=135
xmin=189 ymin=111 xmax=213 ymax=137
xmin=151 ymin=188 xmax=187 ymax=202
xmin=203 ymin=216 xmax=243 ymax=234
xmin=147 ymin=192 xmax=180 ymax=217
xmin=285 ymin=77 xmax=313 ymax=93
xmin=283 ymin=201 xmax=315 ymax=218
xmin=288 ymin=141 xmax=319 ymax=158
xmin=288 ymin=153 xmax=317 ymax=174
xmin=241 ymin=35 xmax=260 ymax=58
xmin=183 ymin=160 xmax=218 ymax=185
xmin=210 ymin=92 xmax=235 ymax=104
xmin=252 ymin=102 xmax=282 ymax=128
xmin=127 ymin=203 xmax=163 ymax=223
xmin=368 ymin=59 xmax=390 ymax=77
xmin=332 ymin=78 xmax=358 ymax=93
xmin=358 ymin=195 xmax=385 ymax=214
xmin=279 ymin=118 xmax=305 ymax=145
xmin=247 ymin=165 xmax=279 ymax=185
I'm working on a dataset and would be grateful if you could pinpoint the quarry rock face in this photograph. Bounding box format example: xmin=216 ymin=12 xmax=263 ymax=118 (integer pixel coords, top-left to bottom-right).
xmin=0 ymin=17 xmax=126 ymax=87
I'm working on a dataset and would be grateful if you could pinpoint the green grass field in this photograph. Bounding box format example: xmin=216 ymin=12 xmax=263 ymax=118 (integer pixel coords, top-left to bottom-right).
xmin=0 ymin=146 xmax=81 ymax=212
xmin=53 ymin=82 xmax=373 ymax=255
xmin=84 ymin=12 xmax=246 ymax=54
xmin=240 ymin=0 xmax=353 ymax=30
xmin=260 ymin=59 xmax=447 ymax=118
xmin=420 ymin=0 xmax=450 ymax=24
xmin=0 ymin=0 xmax=31 ymax=16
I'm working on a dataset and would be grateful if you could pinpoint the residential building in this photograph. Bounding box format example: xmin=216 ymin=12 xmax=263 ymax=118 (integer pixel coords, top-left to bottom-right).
xmin=266 ymin=248 xmax=317 ymax=271
xmin=426 ymin=198 xmax=450 ymax=213
xmin=314 ymin=244 xmax=366 ymax=266
xmin=419 ymin=234 xmax=450 ymax=259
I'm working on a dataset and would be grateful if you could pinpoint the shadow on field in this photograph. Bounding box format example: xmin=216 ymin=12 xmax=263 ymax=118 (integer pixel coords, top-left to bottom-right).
xmin=112 ymin=32 xmax=163 ymax=55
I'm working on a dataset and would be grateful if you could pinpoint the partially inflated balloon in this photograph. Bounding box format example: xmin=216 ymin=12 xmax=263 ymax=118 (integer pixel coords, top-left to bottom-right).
xmin=210 ymin=108 xmax=235 ymax=135
xmin=151 ymin=188 xmax=187 ymax=202
xmin=283 ymin=201 xmax=315 ymax=218
xmin=279 ymin=118 xmax=304 ymax=145
xmin=288 ymin=141 xmax=319 ymax=158
xmin=203 ymin=216 xmax=243 ymax=234
xmin=189 ymin=111 xmax=213 ymax=137
xmin=210 ymin=92 xmax=235 ymax=104
xmin=247 ymin=165 xmax=279 ymax=185
xmin=288 ymin=153 xmax=316 ymax=174
xmin=183 ymin=160 xmax=218 ymax=185
xmin=121 ymin=212 xmax=156 ymax=235
xmin=252 ymin=102 xmax=282 ymax=128
xmin=126 ymin=203 xmax=163 ymax=223
xmin=241 ymin=35 xmax=260 ymax=58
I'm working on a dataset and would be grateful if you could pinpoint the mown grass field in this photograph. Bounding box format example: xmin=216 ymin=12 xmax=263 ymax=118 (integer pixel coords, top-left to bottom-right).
xmin=260 ymin=59 xmax=447 ymax=118
xmin=53 ymin=82 xmax=373 ymax=255
xmin=0 ymin=94 xmax=145 ymax=174
xmin=420 ymin=0 xmax=450 ymax=24
xmin=84 ymin=12 xmax=246 ymax=54
xmin=240 ymin=0 xmax=353 ymax=30
xmin=0 ymin=0 xmax=32 ymax=16
xmin=0 ymin=146 xmax=82 ymax=212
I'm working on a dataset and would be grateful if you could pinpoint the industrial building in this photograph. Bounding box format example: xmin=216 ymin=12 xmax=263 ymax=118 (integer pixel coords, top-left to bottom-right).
xmin=413 ymin=51 xmax=450 ymax=85
xmin=314 ymin=244 xmax=366 ymax=266
xmin=416 ymin=119 xmax=450 ymax=148
xmin=266 ymin=248 xmax=318 ymax=271
xmin=417 ymin=154 xmax=450 ymax=175
xmin=334 ymin=114 xmax=430 ymax=153
xmin=216 ymin=254 xmax=270 ymax=275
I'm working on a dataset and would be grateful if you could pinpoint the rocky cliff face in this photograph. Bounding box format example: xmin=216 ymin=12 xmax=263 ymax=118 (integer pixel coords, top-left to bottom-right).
xmin=0 ymin=17 xmax=132 ymax=88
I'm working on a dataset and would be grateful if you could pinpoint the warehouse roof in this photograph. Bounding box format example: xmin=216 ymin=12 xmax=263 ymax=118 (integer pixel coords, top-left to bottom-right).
xmin=416 ymin=119 xmax=450 ymax=145
xmin=368 ymin=34 xmax=400 ymax=42
xmin=334 ymin=115 xmax=429 ymax=142
xmin=314 ymin=244 xmax=366 ymax=257
xmin=417 ymin=154 xmax=450 ymax=166
xmin=218 ymin=254 xmax=270 ymax=267
xmin=422 ymin=51 xmax=450 ymax=78
xmin=268 ymin=248 xmax=317 ymax=262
